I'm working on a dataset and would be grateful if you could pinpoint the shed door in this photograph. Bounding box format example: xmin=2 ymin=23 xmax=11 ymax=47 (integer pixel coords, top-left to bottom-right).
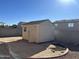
xmin=28 ymin=26 xmax=37 ymax=42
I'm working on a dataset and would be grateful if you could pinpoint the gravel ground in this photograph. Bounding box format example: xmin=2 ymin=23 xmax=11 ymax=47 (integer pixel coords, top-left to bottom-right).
xmin=8 ymin=40 xmax=63 ymax=58
xmin=0 ymin=37 xmax=79 ymax=59
xmin=50 ymin=51 xmax=79 ymax=59
xmin=50 ymin=43 xmax=79 ymax=59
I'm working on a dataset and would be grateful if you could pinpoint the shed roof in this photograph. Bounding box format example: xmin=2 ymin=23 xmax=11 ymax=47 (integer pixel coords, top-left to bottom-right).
xmin=23 ymin=19 xmax=50 ymax=25
xmin=54 ymin=19 xmax=79 ymax=23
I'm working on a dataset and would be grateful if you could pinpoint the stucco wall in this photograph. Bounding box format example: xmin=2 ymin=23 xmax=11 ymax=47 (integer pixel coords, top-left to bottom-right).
xmin=0 ymin=27 xmax=21 ymax=37
xmin=54 ymin=22 xmax=79 ymax=44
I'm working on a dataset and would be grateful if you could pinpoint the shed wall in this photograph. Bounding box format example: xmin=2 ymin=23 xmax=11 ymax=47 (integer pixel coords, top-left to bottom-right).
xmin=38 ymin=21 xmax=55 ymax=42
xmin=22 ymin=24 xmax=39 ymax=42
xmin=22 ymin=25 xmax=28 ymax=40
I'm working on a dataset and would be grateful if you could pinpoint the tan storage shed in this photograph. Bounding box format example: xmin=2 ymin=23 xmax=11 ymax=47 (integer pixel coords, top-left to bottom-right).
xmin=21 ymin=19 xmax=55 ymax=43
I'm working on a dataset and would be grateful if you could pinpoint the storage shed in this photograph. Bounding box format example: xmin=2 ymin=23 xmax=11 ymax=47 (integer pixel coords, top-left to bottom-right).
xmin=21 ymin=19 xmax=55 ymax=43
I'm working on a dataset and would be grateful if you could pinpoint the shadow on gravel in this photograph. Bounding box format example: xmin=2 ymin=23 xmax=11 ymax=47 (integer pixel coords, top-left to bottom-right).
xmin=52 ymin=40 xmax=79 ymax=52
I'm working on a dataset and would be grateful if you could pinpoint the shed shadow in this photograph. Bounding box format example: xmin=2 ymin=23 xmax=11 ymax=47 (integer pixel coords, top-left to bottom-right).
xmin=7 ymin=40 xmax=53 ymax=58
xmin=53 ymin=40 xmax=79 ymax=51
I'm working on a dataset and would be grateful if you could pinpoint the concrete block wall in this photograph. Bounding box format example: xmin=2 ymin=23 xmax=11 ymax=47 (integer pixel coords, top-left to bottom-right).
xmin=0 ymin=27 xmax=22 ymax=37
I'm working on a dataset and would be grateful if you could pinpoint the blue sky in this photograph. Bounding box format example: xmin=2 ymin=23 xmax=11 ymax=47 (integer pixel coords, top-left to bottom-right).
xmin=0 ymin=0 xmax=79 ymax=25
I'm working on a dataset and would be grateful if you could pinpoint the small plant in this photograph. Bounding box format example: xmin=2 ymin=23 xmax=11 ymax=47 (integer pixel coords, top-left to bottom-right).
xmin=51 ymin=50 xmax=55 ymax=53
xmin=61 ymin=51 xmax=64 ymax=53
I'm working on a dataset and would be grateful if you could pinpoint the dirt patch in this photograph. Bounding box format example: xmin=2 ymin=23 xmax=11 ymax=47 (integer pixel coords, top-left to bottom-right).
xmin=0 ymin=37 xmax=22 ymax=42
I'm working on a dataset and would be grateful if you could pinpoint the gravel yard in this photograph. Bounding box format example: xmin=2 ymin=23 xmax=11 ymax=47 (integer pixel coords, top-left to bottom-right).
xmin=0 ymin=37 xmax=79 ymax=59
xmin=53 ymin=51 xmax=79 ymax=59
xmin=8 ymin=41 xmax=68 ymax=59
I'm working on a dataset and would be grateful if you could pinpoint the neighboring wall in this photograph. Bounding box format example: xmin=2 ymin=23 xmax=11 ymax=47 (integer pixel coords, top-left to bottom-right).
xmin=0 ymin=27 xmax=22 ymax=37
xmin=54 ymin=21 xmax=79 ymax=44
